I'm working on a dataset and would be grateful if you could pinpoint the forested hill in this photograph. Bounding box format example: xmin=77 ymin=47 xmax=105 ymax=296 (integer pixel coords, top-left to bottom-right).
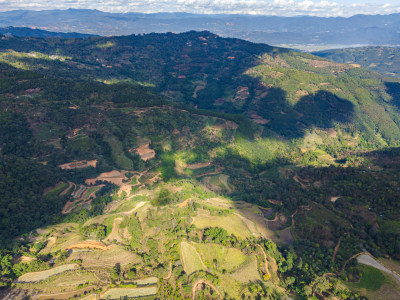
xmin=314 ymin=46 xmax=400 ymax=79
xmin=1 ymin=31 xmax=400 ymax=146
xmin=0 ymin=26 xmax=96 ymax=38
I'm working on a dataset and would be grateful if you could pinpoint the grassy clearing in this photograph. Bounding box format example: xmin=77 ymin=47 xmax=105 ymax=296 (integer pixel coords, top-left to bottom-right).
xmin=346 ymin=266 xmax=400 ymax=299
xmin=193 ymin=214 xmax=252 ymax=239
xmin=104 ymin=134 xmax=133 ymax=169
xmin=229 ymin=255 xmax=261 ymax=283
xmin=357 ymin=265 xmax=386 ymax=291
xmin=194 ymin=243 xmax=248 ymax=272
xmin=180 ymin=241 xmax=206 ymax=275
xmin=17 ymin=264 xmax=78 ymax=283
xmin=129 ymin=176 xmax=138 ymax=185
xmin=102 ymin=287 xmax=157 ymax=299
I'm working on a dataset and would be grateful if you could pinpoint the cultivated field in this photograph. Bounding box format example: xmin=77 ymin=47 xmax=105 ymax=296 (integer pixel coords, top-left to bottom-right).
xmin=67 ymin=245 xmax=139 ymax=267
xmin=102 ymin=287 xmax=157 ymax=299
xmin=66 ymin=240 xmax=110 ymax=251
xmin=58 ymin=160 xmax=98 ymax=170
xmin=135 ymin=143 xmax=156 ymax=161
xmin=193 ymin=214 xmax=252 ymax=239
xmin=180 ymin=241 xmax=206 ymax=275
xmin=229 ymin=256 xmax=261 ymax=283
xmin=194 ymin=243 xmax=248 ymax=272
xmin=17 ymin=264 xmax=78 ymax=283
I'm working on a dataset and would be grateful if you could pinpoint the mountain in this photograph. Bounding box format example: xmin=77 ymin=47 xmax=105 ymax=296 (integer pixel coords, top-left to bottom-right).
xmin=1 ymin=31 xmax=400 ymax=299
xmin=0 ymin=9 xmax=400 ymax=48
xmin=0 ymin=26 xmax=96 ymax=38
xmin=314 ymin=46 xmax=400 ymax=78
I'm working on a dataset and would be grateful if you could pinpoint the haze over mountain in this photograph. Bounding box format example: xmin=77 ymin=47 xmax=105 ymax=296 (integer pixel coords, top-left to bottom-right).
xmin=1 ymin=9 xmax=400 ymax=49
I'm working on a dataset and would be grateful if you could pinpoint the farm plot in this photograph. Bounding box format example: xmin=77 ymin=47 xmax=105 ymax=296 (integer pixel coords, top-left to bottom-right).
xmin=193 ymin=214 xmax=252 ymax=239
xmin=102 ymin=287 xmax=157 ymax=299
xmin=229 ymin=256 xmax=260 ymax=283
xmin=133 ymin=277 xmax=159 ymax=286
xmin=58 ymin=160 xmax=98 ymax=170
xmin=135 ymin=143 xmax=156 ymax=161
xmin=17 ymin=264 xmax=78 ymax=283
xmin=67 ymin=245 xmax=139 ymax=267
xmin=180 ymin=242 xmax=206 ymax=275
xmin=66 ymin=241 xmax=110 ymax=251
xmin=16 ymin=270 xmax=97 ymax=295
xmin=194 ymin=243 xmax=248 ymax=272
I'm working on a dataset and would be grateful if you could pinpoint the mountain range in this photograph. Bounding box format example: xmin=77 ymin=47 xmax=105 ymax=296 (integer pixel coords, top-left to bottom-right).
xmin=1 ymin=9 xmax=400 ymax=48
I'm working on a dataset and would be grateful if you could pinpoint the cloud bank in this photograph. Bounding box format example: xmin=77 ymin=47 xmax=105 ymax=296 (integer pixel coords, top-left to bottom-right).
xmin=0 ymin=0 xmax=399 ymax=17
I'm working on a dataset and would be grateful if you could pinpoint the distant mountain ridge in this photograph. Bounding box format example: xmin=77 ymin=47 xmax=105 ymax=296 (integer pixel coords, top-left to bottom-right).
xmin=314 ymin=46 xmax=400 ymax=78
xmin=0 ymin=9 xmax=400 ymax=47
xmin=0 ymin=26 xmax=96 ymax=38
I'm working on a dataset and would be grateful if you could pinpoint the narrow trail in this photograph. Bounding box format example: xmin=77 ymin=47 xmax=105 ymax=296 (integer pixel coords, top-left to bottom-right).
xmin=163 ymin=262 xmax=173 ymax=280
xmin=192 ymin=279 xmax=222 ymax=300
xmin=332 ymin=237 xmax=342 ymax=262
xmin=257 ymin=245 xmax=271 ymax=279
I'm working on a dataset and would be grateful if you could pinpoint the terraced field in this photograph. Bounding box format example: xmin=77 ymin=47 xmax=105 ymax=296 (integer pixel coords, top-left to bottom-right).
xmin=17 ymin=264 xmax=79 ymax=283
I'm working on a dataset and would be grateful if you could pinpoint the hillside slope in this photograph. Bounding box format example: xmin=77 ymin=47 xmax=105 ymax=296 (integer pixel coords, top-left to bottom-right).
xmin=1 ymin=32 xmax=400 ymax=299
xmin=314 ymin=46 xmax=400 ymax=78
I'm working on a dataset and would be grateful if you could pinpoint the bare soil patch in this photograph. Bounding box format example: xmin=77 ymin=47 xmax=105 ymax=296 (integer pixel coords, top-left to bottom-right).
xmin=135 ymin=143 xmax=155 ymax=161
xmin=85 ymin=170 xmax=128 ymax=186
xmin=66 ymin=241 xmax=110 ymax=251
xmin=58 ymin=160 xmax=98 ymax=170
xmin=186 ymin=162 xmax=212 ymax=169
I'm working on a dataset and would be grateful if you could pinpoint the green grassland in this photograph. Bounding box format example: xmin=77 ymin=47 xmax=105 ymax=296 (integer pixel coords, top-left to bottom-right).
xmin=194 ymin=243 xmax=248 ymax=272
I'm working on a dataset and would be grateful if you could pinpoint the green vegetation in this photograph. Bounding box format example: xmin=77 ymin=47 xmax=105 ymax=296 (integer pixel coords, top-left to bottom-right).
xmin=1 ymin=30 xmax=400 ymax=299
xmin=357 ymin=266 xmax=386 ymax=291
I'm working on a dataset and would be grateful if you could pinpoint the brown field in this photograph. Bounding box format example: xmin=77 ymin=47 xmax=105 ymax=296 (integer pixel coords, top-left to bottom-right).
xmin=66 ymin=240 xmax=110 ymax=251
xmin=37 ymin=286 xmax=95 ymax=300
xmin=236 ymin=207 xmax=276 ymax=241
xmin=186 ymin=162 xmax=212 ymax=169
xmin=17 ymin=264 xmax=79 ymax=283
xmin=135 ymin=143 xmax=155 ymax=161
xmin=102 ymin=287 xmax=157 ymax=299
xmin=67 ymin=245 xmax=139 ymax=267
xmin=58 ymin=160 xmax=98 ymax=170
xmin=85 ymin=170 xmax=128 ymax=186
xmin=277 ymin=228 xmax=294 ymax=244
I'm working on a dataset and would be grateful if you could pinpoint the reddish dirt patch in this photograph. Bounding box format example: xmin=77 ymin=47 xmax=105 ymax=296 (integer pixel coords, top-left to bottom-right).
xmin=58 ymin=160 xmax=98 ymax=170
xmin=186 ymin=162 xmax=211 ymax=169
xmin=85 ymin=170 xmax=128 ymax=186
xmin=135 ymin=144 xmax=156 ymax=161
xmin=66 ymin=241 xmax=111 ymax=251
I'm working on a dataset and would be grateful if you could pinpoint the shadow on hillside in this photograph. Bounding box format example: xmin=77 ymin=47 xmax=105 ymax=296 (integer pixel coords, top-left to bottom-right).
xmin=385 ymin=82 xmax=400 ymax=109
xmin=251 ymin=86 xmax=355 ymax=139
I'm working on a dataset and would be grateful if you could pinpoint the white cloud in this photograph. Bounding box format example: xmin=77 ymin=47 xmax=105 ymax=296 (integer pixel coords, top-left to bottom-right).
xmin=0 ymin=0 xmax=399 ymax=17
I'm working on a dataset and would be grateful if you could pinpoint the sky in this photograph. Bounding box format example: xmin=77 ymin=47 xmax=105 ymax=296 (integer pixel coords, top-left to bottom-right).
xmin=0 ymin=0 xmax=400 ymax=17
